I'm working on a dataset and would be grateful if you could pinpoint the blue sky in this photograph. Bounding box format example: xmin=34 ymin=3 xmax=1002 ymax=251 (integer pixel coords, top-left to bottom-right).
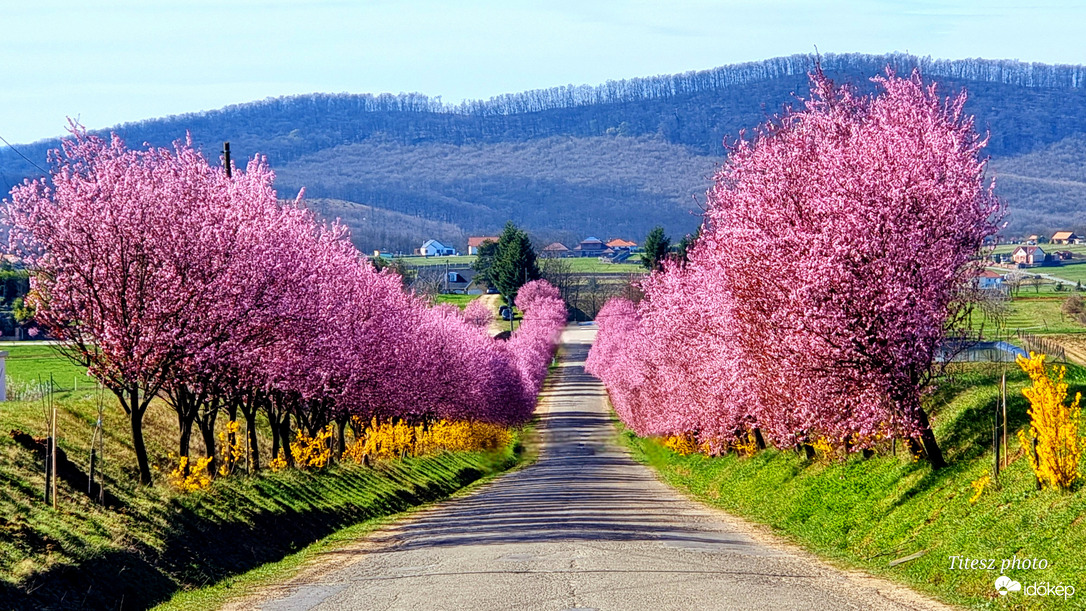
xmin=2 ymin=0 xmax=1085 ymax=144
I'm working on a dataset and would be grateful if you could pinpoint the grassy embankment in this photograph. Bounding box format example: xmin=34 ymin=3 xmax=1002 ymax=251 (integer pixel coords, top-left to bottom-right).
xmin=622 ymin=361 xmax=1086 ymax=610
xmin=0 ymin=344 xmax=528 ymax=610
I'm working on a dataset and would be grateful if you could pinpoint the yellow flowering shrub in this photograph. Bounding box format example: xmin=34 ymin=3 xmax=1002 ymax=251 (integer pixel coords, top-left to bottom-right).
xmin=218 ymin=420 xmax=245 ymax=476
xmin=268 ymin=451 xmax=288 ymax=472
xmin=342 ymin=417 xmax=512 ymax=463
xmin=810 ymin=437 xmax=835 ymax=459
xmin=291 ymin=424 xmax=334 ymax=469
xmin=167 ymin=455 xmax=213 ymax=492
xmin=969 ymin=475 xmax=990 ymax=504
xmin=662 ymin=434 xmax=699 ymax=455
xmin=1016 ymin=352 xmax=1084 ymax=490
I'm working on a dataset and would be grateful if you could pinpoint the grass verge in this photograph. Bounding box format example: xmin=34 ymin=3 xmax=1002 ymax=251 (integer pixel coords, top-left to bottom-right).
xmin=620 ymin=362 xmax=1086 ymax=610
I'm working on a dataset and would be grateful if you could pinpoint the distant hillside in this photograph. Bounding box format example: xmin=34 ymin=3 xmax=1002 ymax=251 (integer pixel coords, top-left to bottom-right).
xmin=5 ymin=52 xmax=1086 ymax=238
xmin=277 ymin=136 xmax=717 ymax=240
xmin=304 ymin=198 xmax=466 ymax=254
xmin=989 ymin=135 xmax=1086 ymax=234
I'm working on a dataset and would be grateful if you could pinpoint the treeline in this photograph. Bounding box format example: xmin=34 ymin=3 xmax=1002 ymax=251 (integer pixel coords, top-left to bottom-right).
xmin=5 ymin=52 xmax=1086 ymax=177
xmin=4 ymin=53 xmax=1086 ymax=237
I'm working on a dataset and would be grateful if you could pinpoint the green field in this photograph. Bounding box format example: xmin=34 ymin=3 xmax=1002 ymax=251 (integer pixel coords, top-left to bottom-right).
xmin=431 ymin=293 xmax=481 ymax=309
xmin=1003 ymin=298 xmax=1086 ymax=335
xmin=1 ymin=343 xmax=90 ymax=389
xmin=0 ymin=347 xmax=526 ymax=609
xmin=563 ymin=257 xmax=646 ymax=274
xmin=623 ymin=362 xmax=1086 ymax=610
xmin=991 ymin=243 xmax=1086 ymax=257
xmin=396 ymin=255 xmax=477 ymax=267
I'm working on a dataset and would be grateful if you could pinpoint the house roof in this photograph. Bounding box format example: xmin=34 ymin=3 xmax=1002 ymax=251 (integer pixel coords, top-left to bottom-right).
xmin=1014 ymin=245 xmax=1044 ymax=255
xmin=1052 ymin=231 xmax=1077 ymax=240
xmin=468 ymin=236 xmax=499 ymax=248
xmin=543 ymin=242 xmax=570 ymax=251
xmin=421 ymin=239 xmax=448 ymax=249
xmin=978 ymin=270 xmax=1002 ymax=279
xmin=581 ymin=237 xmax=603 ymax=244
xmin=606 ymin=239 xmax=637 ymax=248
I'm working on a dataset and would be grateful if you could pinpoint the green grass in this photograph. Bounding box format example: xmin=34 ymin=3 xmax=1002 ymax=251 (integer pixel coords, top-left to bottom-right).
xmin=1 ymin=343 xmax=90 ymax=388
xmin=621 ymin=362 xmax=1086 ymax=610
xmin=1004 ymin=298 xmax=1086 ymax=335
xmin=563 ymin=257 xmax=646 ymax=274
xmin=397 ymin=255 xmax=477 ymax=267
xmin=432 ymin=293 xmax=480 ymax=309
xmin=0 ymin=359 xmax=527 ymax=610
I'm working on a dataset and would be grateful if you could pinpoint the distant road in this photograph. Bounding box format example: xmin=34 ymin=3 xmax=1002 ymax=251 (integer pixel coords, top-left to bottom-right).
xmin=232 ymin=325 xmax=950 ymax=611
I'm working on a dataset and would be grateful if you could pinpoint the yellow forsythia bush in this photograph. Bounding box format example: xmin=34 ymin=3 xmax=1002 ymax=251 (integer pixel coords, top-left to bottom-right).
xmin=662 ymin=434 xmax=699 ymax=455
xmin=291 ymin=424 xmax=334 ymax=469
xmin=1016 ymin=352 xmax=1084 ymax=490
xmin=167 ymin=455 xmax=213 ymax=492
xmin=343 ymin=417 xmax=512 ymax=462
xmin=218 ymin=420 xmax=245 ymax=476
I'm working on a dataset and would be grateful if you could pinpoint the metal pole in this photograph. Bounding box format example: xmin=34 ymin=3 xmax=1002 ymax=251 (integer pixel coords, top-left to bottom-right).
xmin=223 ymin=142 xmax=232 ymax=178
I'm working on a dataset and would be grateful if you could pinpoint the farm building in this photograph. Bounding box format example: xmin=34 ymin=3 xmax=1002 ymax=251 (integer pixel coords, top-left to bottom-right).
xmin=1051 ymin=231 xmax=1080 ymax=244
xmin=467 ymin=236 xmax=499 ymax=255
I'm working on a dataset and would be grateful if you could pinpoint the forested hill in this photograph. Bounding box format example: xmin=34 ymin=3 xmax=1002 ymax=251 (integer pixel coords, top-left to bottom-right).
xmin=4 ymin=52 xmax=1086 ymax=245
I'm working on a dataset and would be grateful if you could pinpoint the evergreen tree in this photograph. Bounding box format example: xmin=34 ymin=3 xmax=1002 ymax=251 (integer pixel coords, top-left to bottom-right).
xmin=492 ymin=222 xmax=540 ymax=301
xmin=676 ymin=226 xmax=702 ymax=264
xmin=641 ymin=226 xmax=671 ymax=271
xmin=471 ymin=239 xmax=500 ymax=288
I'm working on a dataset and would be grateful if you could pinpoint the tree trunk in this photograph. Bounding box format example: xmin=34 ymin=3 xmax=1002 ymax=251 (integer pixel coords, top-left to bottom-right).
xmin=239 ymin=394 xmax=261 ymax=471
xmin=752 ymin=428 xmax=767 ymax=451
xmin=196 ymin=400 xmax=220 ymax=474
xmin=247 ymin=414 xmax=260 ymax=472
xmin=129 ymin=388 xmax=153 ymax=485
xmin=336 ymin=418 xmax=346 ymax=460
xmin=280 ymin=415 xmax=295 ymax=467
xmin=915 ymin=408 xmax=946 ymax=470
xmin=178 ymin=419 xmax=193 ymax=472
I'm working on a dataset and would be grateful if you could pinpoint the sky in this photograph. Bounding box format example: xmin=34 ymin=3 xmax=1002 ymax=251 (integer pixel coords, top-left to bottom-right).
xmin=2 ymin=0 xmax=1085 ymax=145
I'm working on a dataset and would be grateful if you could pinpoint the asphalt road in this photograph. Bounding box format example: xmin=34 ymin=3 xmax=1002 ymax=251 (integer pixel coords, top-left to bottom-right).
xmin=235 ymin=325 xmax=950 ymax=611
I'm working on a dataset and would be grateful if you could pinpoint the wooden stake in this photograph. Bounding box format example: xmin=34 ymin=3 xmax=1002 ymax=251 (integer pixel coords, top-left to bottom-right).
xmin=51 ymin=396 xmax=57 ymax=509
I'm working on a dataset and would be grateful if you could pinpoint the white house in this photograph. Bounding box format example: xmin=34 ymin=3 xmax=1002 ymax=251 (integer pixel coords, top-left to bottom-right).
xmin=419 ymin=239 xmax=455 ymax=257
xmin=977 ymin=270 xmax=1004 ymax=290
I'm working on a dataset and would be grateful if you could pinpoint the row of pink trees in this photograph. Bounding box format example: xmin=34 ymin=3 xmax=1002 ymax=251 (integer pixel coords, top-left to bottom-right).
xmin=5 ymin=126 xmax=564 ymax=484
xmin=588 ymin=69 xmax=1002 ymax=468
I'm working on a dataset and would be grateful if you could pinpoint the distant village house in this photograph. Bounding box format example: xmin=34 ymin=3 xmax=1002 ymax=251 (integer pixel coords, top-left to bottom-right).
xmin=419 ymin=239 xmax=456 ymax=257
xmin=976 ymin=270 xmax=1004 ymax=290
xmin=541 ymin=242 xmax=571 ymax=258
xmin=573 ymin=237 xmax=606 ymax=257
xmin=467 ymin=236 xmax=499 ymax=255
xmin=606 ymin=238 xmax=637 ymax=250
xmin=1011 ymin=245 xmax=1046 ymax=267
xmin=1051 ymin=231 xmax=1081 ymax=245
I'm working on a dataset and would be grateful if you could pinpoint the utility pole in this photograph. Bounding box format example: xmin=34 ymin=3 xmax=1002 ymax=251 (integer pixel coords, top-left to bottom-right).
xmin=222 ymin=142 xmax=232 ymax=178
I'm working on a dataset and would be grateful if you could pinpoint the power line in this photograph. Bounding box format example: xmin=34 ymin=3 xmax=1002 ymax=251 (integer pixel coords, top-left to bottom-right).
xmin=0 ymin=134 xmax=48 ymax=175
